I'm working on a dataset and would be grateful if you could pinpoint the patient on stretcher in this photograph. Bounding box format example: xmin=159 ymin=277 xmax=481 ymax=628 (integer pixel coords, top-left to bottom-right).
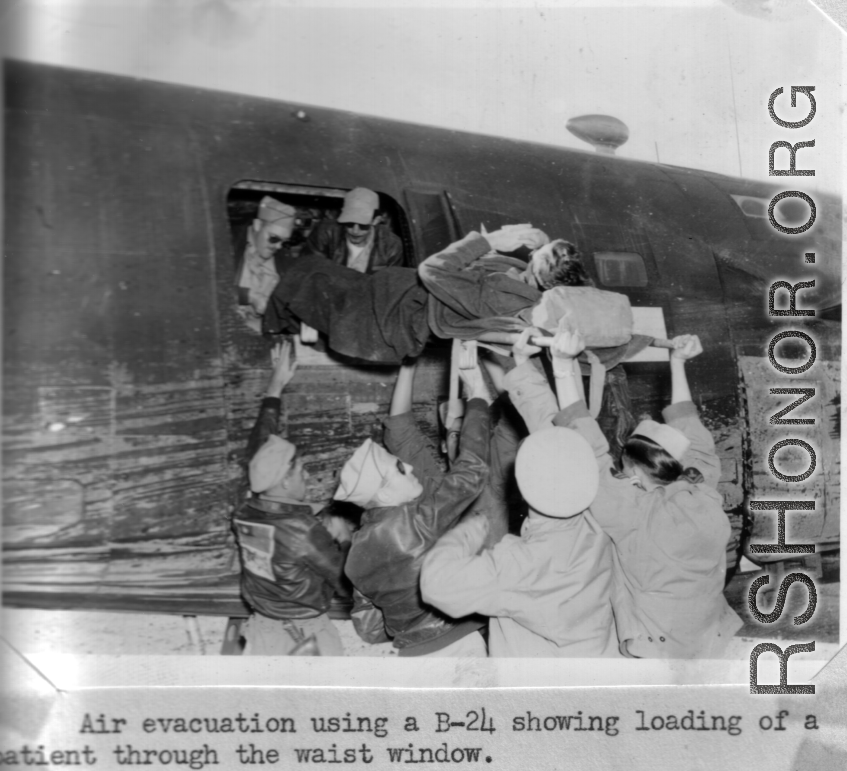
xmin=266 ymin=222 xmax=646 ymax=367
xmin=419 ymin=223 xmax=639 ymax=353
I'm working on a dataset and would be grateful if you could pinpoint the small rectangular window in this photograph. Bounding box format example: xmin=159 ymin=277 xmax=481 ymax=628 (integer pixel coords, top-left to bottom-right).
xmin=594 ymin=251 xmax=648 ymax=287
xmin=729 ymin=194 xmax=769 ymax=219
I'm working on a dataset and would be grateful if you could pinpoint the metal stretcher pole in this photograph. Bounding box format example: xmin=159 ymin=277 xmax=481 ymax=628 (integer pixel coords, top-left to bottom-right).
xmin=447 ymin=339 xmax=479 ymax=408
xmin=448 ymin=339 xmax=461 ymax=404
xmin=473 ymin=331 xmax=676 ymax=349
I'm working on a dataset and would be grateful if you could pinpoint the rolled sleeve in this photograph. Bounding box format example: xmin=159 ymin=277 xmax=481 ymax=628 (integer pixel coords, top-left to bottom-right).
xmin=422 ymin=518 xmax=522 ymax=619
xmin=662 ymin=401 xmax=698 ymax=422
xmin=245 ymin=397 xmax=282 ymax=463
xmin=503 ymin=361 xmax=559 ymax=433
xmin=383 ymin=411 xmax=443 ymax=482
xmin=552 ymin=400 xmax=592 ymax=427
xmin=418 ymin=233 xmax=493 ymax=307
xmin=418 ymin=400 xmax=491 ymax=540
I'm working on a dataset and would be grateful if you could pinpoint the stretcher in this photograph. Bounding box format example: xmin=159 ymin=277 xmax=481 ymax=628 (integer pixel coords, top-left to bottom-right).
xmin=447 ymin=333 xmax=678 ymax=419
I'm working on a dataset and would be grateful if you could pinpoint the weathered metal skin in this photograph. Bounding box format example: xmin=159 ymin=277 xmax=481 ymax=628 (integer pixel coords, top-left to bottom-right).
xmin=3 ymin=61 xmax=840 ymax=614
xmin=740 ymin=355 xmax=840 ymax=557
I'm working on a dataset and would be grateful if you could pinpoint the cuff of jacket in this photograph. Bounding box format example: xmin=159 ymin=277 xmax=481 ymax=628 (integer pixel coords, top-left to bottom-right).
xmin=459 ymin=398 xmax=491 ymax=459
xmin=662 ymin=400 xmax=697 ymax=422
xmin=261 ymin=396 xmax=282 ymax=409
xmin=465 ymin=396 xmax=490 ymax=415
xmin=383 ymin=411 xmax=415 ymax=430
xmin=553 ymin=400 xmax=591 ymax=426
xmin=447 ymin=232 xmax=493 ymax=261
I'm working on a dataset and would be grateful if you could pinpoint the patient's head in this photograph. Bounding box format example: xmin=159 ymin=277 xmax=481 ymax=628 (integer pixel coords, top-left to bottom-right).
xmin=528 ymin=239 xmax=590 ymax=290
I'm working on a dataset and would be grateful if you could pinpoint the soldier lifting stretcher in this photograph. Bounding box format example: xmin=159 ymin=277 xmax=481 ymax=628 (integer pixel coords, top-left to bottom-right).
xmin=232 ymin=341 xmax=351 ymax=656
xmin=501 ymin=323 xmax=743 ymax=658
xmin=335 ymin=362 xmax=494 ymax=658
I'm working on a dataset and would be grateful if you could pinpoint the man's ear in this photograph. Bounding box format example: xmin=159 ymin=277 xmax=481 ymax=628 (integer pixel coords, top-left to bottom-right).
xmin=251 ymin=218 xmax=263 ymax=234
xmin=276 ymin=464 xmax=296 ymax=492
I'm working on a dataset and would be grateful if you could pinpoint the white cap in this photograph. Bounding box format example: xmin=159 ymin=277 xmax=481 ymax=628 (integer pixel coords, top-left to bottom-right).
xmin=257 ymin=196 xmax=296 ymax=224
xmin=338 ymin=188 xmax=379 ymax=225
xmin=334 ymin=438 xmax=398 ymax=507
xmin=249 ymin=435 xmax=296 ymax=493
xmin=515 ymin=427 xmax=599 ymax=518
xmin=632 ymin=420 xmax=690 ymax=461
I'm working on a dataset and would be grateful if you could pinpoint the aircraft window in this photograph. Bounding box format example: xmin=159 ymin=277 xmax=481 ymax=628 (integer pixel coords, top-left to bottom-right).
xmin=227 ymin=182 xmax=412 ymax=267
xmin=594 ymin=251 xmax=648 ymax=287
xmin=729 ymin=194 xmax=768 ymax=219
xmin=226 ymin=182 xmax=412 ymax=335
xmin=729 ymin=192 xmax=813 ymax=230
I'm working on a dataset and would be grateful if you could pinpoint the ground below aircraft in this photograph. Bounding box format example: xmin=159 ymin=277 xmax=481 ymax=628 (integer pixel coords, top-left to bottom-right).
xmin=3 ymin=60 xmax=840 ymax=619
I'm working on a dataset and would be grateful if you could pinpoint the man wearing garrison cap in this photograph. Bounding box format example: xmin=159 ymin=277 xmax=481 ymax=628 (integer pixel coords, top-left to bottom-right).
xmin=302 ymin=187 xmax=404 ymax=273
xmin=232 ymin=340 xmax=351 ymax=655
xmin=235 ymin=196 xmax=296 ymax=331
xmin=337 ymin=361 xmax=494 ymax=657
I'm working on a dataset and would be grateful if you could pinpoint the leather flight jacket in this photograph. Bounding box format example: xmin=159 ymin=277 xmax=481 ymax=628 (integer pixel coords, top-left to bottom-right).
xmin=234 ymin=496 xmax=350 ymax=621
xmin=303 ymin=220 xmax=404 ymax=273
xmin=345 ymin=398 xmax=491 ymax=652
xmin=234 ymin=395 xmax=350 ymax=620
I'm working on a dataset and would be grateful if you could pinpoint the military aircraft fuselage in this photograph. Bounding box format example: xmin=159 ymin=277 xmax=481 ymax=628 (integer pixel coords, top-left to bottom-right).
xmin=3 ymin=61 xmax=840 ymax=615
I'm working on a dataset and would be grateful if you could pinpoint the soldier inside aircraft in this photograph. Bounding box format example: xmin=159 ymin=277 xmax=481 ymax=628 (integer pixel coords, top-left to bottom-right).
xmin=234 ymin=196 xmax=297 ymax=332
xmin=301 ymin=187 xmax=404 ymax=274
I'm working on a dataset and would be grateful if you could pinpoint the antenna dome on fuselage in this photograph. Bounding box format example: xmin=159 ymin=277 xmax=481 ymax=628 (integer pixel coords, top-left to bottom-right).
xmin=566 ymin=114 xmax=629 ymax=155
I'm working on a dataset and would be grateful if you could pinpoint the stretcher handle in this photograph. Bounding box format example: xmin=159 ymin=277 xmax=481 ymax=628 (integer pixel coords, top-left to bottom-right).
xmin=474 ymin=331 xmax=676 ymax=349
xmin=448 ymin=339 xmax=461 ymax=403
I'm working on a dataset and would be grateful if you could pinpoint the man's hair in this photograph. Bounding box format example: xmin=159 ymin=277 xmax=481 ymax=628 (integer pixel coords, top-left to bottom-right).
xmin=536 ymin=240 xmax=593 ymax=290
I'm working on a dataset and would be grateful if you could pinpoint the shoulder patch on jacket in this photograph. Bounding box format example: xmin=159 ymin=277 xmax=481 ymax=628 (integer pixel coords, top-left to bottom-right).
xmin=234 ymin=519 xmax=276 ymax=581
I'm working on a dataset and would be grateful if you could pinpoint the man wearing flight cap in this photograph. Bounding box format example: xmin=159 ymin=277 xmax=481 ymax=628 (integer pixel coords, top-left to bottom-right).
xmin=235 ymin=196 xmax=297 ymax=332
xmin=232 ymin=340 xmax=351 ymax=655
xmin=303 ymin=187 xmax=404 ymax=274
xmin=420 ymin=420 xmax=622 ymax=658
xmin=336 ymin=362 xmax=494 ymax=657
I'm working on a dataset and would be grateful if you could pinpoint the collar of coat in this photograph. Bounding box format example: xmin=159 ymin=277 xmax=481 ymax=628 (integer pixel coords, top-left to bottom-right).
xmin=250 ymin=494 xmax=321 ymax=516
